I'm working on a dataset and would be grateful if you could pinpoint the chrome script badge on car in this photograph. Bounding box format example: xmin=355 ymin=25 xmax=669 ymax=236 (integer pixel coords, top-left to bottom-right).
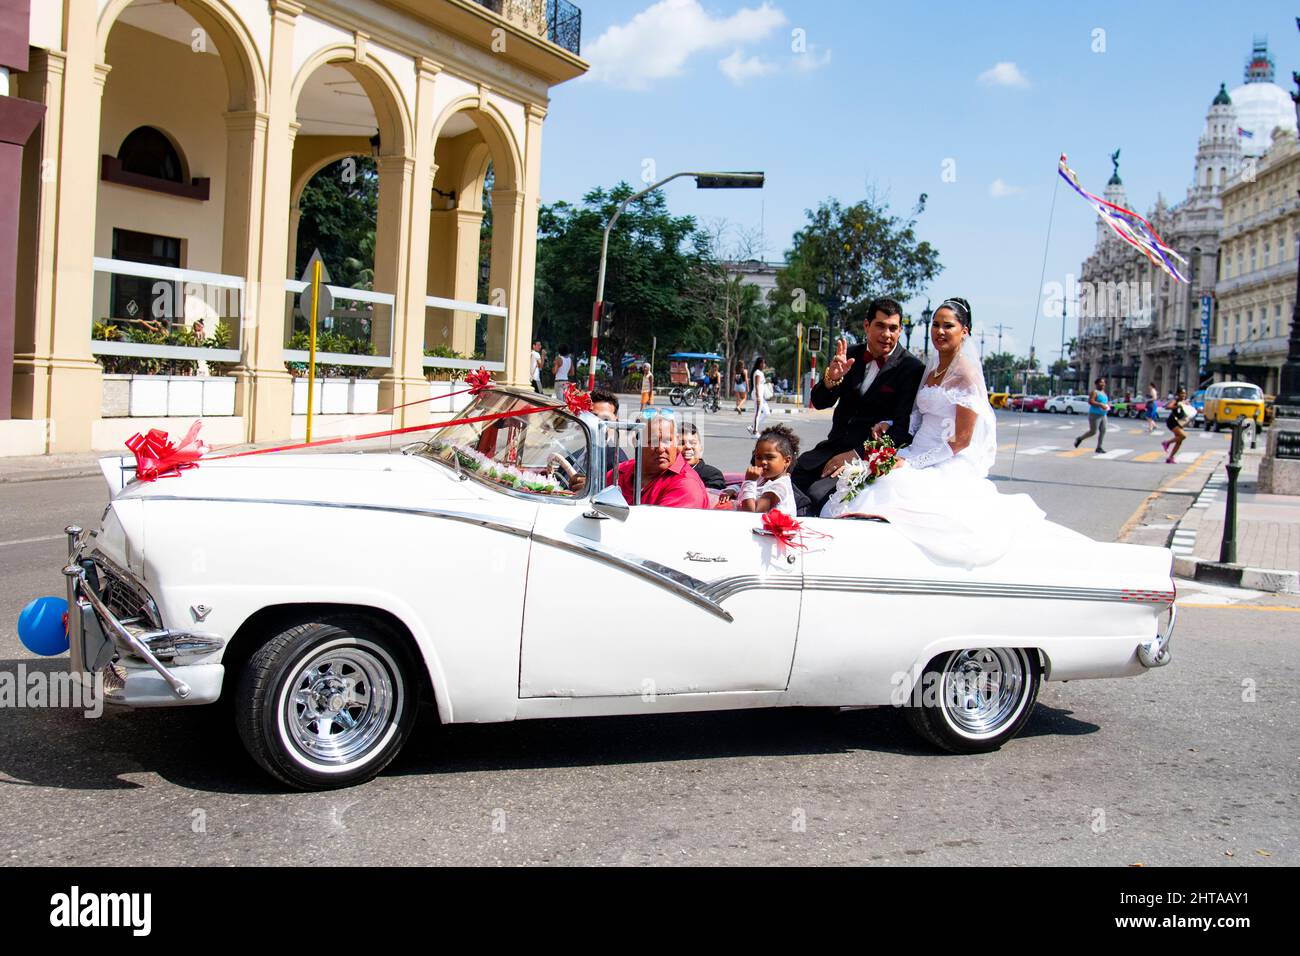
xmin=685 ymin=552 xmax=728 ymax=563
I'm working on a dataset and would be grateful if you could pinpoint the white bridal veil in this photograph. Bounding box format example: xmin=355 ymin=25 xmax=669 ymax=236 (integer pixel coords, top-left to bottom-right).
xmin=910 ymin=336 xmax=998 ymax=476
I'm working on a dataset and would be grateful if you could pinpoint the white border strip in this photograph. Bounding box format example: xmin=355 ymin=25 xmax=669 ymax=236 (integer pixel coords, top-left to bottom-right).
xmin=91 ymin=341 xmax=242 ymax=361
xmin=283 ymin=279 xmax=395 ymax=306
xmin=93 ymin=257 xmax=245 ymax=290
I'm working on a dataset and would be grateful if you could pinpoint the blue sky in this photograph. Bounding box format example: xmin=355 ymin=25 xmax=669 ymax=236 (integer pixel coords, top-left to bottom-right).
xmin=539 ymin=0 xmax=1298 ymax=362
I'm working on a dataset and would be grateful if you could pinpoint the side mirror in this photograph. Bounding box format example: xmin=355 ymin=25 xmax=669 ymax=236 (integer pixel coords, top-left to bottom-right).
xmin=590 ymin=485 xmax=630 ymax=522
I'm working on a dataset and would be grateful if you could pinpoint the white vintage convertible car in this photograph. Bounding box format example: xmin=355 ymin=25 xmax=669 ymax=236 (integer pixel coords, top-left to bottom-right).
xmin=56 ymin=387 xmax=1175 ymax=790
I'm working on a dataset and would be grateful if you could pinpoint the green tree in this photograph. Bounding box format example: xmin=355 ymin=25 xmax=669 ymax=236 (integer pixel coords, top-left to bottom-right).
xmin=770 ymin=190 xmax=942 ymax=367
xmin=533 ymin=183 xmax=714 ymax=389
xmin=295 ymin=156 xmax=378 ymax=290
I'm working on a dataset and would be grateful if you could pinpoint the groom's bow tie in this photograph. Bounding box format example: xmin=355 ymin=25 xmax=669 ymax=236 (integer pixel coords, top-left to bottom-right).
xmin=866 ymin=352 xmax=886 ymax=370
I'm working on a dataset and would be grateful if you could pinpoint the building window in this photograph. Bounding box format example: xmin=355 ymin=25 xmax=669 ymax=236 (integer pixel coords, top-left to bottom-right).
xmin=108 ymin=228 xmax=181 ymax=328
xmin=100 ymin=125 xmax=209 ymax=200
xmin=118 ymin=126 xmax=184 ymax=183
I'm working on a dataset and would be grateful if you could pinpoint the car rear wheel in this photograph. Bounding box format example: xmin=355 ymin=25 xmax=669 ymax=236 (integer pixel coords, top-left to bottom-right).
xmin=904 ymin=647 xmax=1040 ymax=754
xmin=235 ymin=616 xmax=418 ymax=790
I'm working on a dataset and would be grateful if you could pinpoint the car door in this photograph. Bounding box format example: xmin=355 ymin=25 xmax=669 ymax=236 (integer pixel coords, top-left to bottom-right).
xmin=520 ymin=501 xmax=802 ymax=698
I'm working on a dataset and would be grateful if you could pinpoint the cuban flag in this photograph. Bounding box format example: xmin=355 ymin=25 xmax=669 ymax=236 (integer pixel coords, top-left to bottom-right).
xmin=1238 ymin=127 xmax=1255 ymax=139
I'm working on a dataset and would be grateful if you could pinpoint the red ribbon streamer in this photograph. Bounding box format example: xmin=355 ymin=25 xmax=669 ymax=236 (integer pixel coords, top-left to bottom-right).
xmin=762 ymin=510 xmax=807 ymax=553
xmin=371 ymin=366 xmax=494 ymax=415
xmin=563 ymin=383 xmax=593 ymax=416
xmin=125 ymin=420 xmax=209 ymax=482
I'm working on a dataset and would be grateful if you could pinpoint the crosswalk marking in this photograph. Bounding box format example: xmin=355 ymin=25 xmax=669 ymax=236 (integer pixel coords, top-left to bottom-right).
xmin=1133 ymin=450 xmax=1168 ymax=462
xmin=1019 ymin=445 xmax=1062 ymax=456
xmin=1094 ymin=448 xmax=1135 ymax=460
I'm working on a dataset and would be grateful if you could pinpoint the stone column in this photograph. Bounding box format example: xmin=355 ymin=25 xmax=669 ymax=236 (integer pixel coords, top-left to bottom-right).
xmin=241 ymin=0 xmax=302 ymax=443
xmin=11 ymin=1 xmax=106 ymax=452
xmin=385 ymin=58 xmax=441 ymax=427
xmin=221 ymin=109 xmax=268 ymax=363
xmin=486 ymin=185 xmax=522 ymax=374
xmin=372 ymin=152 xmax=415 ymax=413
xmin=505 ymin=103 xmax=545 ymax=388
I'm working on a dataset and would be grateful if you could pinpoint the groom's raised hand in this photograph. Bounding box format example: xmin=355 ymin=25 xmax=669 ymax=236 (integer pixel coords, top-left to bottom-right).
xmin=826 ymin=339 xmax=855 ymax=384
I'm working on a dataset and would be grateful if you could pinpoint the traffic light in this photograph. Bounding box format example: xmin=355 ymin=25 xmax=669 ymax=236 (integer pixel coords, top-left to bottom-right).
xmin=806 ymin=326 xmax=823 ymax=353
xmin=600 ymin=302 xmax=616 ymax=336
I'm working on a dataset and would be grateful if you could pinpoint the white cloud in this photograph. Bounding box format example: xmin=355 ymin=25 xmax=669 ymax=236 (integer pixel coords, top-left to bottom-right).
xmin=989 ymin=178 xmax=1024 ymax=198
xmin=790 ymin=43 xmax=832 ymax=74
xmin=719 ymin=49 xmax=781 ymax=85
xmin=978 ymin=61 xmax=1029 ymax=88
xmin=583 ymin=0 xmax=788 ymax=90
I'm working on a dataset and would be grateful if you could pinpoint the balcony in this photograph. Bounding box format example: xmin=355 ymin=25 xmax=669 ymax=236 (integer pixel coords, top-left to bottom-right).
xmin=471 ymin=0 xmax=582 ymax=55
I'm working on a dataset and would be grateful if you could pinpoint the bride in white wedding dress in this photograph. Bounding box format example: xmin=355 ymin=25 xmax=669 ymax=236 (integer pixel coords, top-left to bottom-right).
xmin=820 ymin=298 xmax=1086 ymax=567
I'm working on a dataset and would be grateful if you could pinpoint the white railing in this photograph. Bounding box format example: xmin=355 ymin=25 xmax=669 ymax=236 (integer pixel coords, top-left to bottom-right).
xmin=423 ymin=294 xmax=510 ymax=372
xmin=283 ymin=278 xmax=394 ymax=370
xmin=90 ymin=257 xmax=243 ymax=361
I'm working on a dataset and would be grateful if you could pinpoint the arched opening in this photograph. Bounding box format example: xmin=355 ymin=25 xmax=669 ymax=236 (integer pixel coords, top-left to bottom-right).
xmin=286 ymin=56 xmax=411 ymax=387
xmin=423 ymin=103 xmax=522 ymax=380
xmin=117 ymin=126 xmax=186 ymax=182
xmin=92 ymin=0 xmax=262 ymax=382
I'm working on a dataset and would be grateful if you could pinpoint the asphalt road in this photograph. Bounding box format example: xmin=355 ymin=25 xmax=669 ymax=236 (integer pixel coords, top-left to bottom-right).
xmin=1 ymin=408 xmax=1296 ymax=866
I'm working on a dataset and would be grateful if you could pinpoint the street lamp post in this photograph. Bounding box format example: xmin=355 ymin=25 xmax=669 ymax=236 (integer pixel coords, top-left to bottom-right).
xmin=902 ymin=316 xmax=915 ymax=351
xmin=920 ymin=299 xmax=933 ymax=357
xmin=588 ymin=170 xmax=764 ymax=390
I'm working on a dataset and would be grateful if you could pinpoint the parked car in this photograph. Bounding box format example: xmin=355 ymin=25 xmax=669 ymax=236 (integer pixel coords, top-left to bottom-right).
xmin=1128 ymin=400 xmax=1170 ymax=421
xmin=1045 ymin=394 xmax=1092 ymax=414
xmin=51 ymin=387 xmax=1175 ymax=790
xmin=1264 ymin=394 xmax=1277 ymax=427
xmin=1022 ymin=395 xmax=1048 ymax=413
xmin=1201 ymin=381 xmax=1265 ymax=431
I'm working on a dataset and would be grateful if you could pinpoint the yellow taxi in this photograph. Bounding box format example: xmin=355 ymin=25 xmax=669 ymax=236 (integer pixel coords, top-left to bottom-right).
xmin=1201 ymin=381 xmax=1265 ymax=431
xmin=988 ymin=391 xmax=1011 ymax=409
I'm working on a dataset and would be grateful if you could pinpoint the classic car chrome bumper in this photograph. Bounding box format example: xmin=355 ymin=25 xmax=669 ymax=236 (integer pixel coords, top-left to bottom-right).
xmin=61 ymin=525 xmax=223 ymax=706
xmin=1137 ymin=604 xmax=1175 ymax=668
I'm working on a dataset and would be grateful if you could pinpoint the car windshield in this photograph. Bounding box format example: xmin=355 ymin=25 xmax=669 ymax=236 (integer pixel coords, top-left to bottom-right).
xmin=413 ymin=389 xmax=588 ymax=497
xmin=1221 ymin=386 xmax=1261 ymax=400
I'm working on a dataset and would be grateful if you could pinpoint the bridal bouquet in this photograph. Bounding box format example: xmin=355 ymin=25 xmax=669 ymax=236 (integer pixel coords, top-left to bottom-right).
xmin=837 ymin=437 xmax=899 ymax=504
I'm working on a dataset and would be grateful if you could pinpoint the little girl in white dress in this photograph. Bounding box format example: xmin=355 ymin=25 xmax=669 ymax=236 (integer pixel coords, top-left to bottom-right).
xmin=737 ymin=424 xmax=799 ymax=518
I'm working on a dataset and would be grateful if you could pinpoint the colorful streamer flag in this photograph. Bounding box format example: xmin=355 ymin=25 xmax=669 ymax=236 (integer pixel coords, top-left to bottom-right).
xmin=1058 ymin=154 xmax=1188 ymax=284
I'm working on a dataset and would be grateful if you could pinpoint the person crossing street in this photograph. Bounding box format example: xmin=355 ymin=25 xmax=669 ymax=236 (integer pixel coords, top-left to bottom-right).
xmin=1073 ymin=377 xmax=1110 ymax=454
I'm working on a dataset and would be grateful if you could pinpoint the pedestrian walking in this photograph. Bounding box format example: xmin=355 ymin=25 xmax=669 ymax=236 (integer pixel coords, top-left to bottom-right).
xmin=552 ymin=344 xmax=573 ymax=398
xmin=530 ymin=340 xmax=543 ymax=394
xmin=1073 ymin=377 xmax=1110 ymax=453
xmin=1145 ymin=381 xmax=1159 ymax=433
xmin=733 ymin=365 xmax=748 ymax=414
xmin=748 ymin=356 xmax=770 ymax=434
xmin=639 ymin=363 xmax=654 ymax=411
xmin=1162 ymin=386 xmax=1193 ymax=463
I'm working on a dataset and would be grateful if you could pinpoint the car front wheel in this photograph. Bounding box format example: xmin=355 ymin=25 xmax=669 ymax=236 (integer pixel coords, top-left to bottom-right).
xmin=235 ymin=616 xmax=418 ymax=790
xmin=904 ymin=647 xmax=1040 ymax=754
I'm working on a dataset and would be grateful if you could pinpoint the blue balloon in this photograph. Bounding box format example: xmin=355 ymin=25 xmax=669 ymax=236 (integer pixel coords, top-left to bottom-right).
xmin=17 ymin=596 xmax=70 ymax=656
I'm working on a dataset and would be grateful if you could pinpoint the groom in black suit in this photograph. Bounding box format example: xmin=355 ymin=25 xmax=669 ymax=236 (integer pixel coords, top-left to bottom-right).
xmin=792 ymin=297 xmax=926 ymax=513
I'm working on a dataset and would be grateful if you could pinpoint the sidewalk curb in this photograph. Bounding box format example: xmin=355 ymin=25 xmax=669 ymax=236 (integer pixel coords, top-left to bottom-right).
xmin=0 ymin=467 xmax=102 ymax=484
xmin=1167 ymin=450 xmax=1299 ymax=594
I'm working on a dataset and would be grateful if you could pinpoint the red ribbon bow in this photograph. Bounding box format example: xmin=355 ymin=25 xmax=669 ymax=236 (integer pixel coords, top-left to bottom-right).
xmin=464 ymin=367 xmax=493 ymax=394
xmin=563 ymin=383 xmax=593 ymax=416
xmin=761 ymin=509 xmax=806 ymax=553
xmin=125 ymin=420 xmax=209 ymax=483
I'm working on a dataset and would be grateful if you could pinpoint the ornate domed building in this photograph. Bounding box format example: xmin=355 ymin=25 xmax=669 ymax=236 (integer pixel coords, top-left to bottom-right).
xmin=1075 ymin=78 xmax=1243 ymax=395
xmin=1230 ymin=37 xmax=1297 ymax=158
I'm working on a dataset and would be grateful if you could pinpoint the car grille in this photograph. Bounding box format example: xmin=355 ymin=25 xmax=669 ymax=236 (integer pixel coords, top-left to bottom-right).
xmin=93 ymin=560 xmax=161 ymax=630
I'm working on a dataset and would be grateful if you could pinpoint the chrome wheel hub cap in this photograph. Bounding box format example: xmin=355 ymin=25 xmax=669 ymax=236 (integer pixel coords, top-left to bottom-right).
xmin=286 ymin=648 xmax=395 ymax=765
xmin=941 ymin=648 xmax=1025 ymax=737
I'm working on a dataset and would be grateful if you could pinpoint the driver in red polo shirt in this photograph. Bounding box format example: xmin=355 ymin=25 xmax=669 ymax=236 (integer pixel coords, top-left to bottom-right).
xmin=613 ymin=414 xmax=709 ymax=508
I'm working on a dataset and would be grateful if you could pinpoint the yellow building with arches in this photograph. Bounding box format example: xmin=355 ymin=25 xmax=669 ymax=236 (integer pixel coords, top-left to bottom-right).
xmin=6 ymin=0 xmax=584 ymax=453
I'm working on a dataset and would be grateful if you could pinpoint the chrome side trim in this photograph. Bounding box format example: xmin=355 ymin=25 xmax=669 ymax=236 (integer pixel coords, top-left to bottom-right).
xmin=530 ymin=532 xmax=734 ymax=622
xmin=137 ymin=496 xmax=534 ymax=539
xmin=708 ymin=574 xmax=1175 ymax=606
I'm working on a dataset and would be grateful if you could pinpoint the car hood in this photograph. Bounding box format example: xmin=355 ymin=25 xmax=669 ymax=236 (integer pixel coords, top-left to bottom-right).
xmin=111 ymin=451 xmax=481 ymax=511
